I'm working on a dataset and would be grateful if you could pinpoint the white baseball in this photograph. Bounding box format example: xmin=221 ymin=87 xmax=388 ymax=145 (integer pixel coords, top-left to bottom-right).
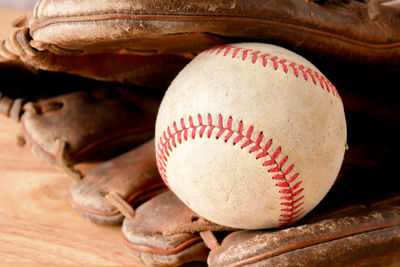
xmin=155 ymin=43 xmax=347 ymax=229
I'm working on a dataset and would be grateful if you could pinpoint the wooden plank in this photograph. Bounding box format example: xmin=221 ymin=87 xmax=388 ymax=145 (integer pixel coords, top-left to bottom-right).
xmin=0 ymin=8 xmax=27 ymax=40
xmin=0 ymin=115 xmax=147 ymax=265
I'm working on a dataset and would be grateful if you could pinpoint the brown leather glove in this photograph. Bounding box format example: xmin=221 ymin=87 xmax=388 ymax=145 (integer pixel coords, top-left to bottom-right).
xmin=0 ymin=1 xmax=399 ymax=266
xmin=208 ymin=198 xmax=400 ymax=267
xmin=20 ymin=86 xmax=160 ymax=180
xmin=69 ymin=139 xmax=167 ymax=224
xmin=1 ymin=0 xmax=399 ymax=89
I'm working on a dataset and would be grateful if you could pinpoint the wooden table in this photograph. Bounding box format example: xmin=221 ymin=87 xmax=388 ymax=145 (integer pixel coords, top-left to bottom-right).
xmin=0 ymin=109 xmax=149 ymax=266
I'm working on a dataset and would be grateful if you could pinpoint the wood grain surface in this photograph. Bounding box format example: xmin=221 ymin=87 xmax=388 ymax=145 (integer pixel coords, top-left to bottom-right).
xmin=0 ymin=8 xmax=26 ymax=39
xmin=0 ymin=111 xmax=148 ymax=266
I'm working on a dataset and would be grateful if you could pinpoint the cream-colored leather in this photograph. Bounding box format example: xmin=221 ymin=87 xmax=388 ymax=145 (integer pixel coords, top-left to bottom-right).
xmin=155 ymin=43 xmax=347 ymax=229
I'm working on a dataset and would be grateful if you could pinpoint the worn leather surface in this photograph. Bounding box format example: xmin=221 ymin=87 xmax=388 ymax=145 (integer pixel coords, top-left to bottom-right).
xmin=21 ymin=86 xmax=160 ymax=165
xmin=122 ymin=190 xmax=209 ymax=266
xmin=0 ymin=26 xmax=190 ymax=88
xmin=208 ymin=202 xmax=400 ymax=267
xmin=28 ymin=0 xmax=400 ymax=66
xmin=70 ymin=139 xmax=166 ymax=224
xmin=1 ymin=1 xmax=398 ymax=89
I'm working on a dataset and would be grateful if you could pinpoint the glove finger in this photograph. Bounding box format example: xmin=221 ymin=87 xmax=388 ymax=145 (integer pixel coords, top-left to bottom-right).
xmin=69 ymin=139 xmax=167 ymax=224
xmin=121 ymin=190 xmax=210 ymax=266
xmin=6 ymin=1 xmax=399 ymax=89
xmin=20 ymin=87 xmax=159 ymax=171
xmin=208 ymin=197 xmax=400 ymax=267
xmin=0 ymin=26 xmax=190 ymax=88
xmin=28 ymin=0 xmax=400 ymax=66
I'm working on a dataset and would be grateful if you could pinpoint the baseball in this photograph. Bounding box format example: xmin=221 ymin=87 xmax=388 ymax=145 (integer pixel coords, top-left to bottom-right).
xmin=155 ymin=43 xmax=347 ymax=229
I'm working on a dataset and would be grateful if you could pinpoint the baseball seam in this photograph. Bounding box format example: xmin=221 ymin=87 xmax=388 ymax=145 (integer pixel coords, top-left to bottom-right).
xmin=157 ymin=113 xmax=304 ymax=227
xmin=206 ymin=45 xmax=341 ymax=100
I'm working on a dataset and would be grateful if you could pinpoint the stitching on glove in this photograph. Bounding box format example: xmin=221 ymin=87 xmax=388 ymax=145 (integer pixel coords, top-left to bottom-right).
xmin=104 ymin=192 xmax=135 ymax=219
xmin=121 ymin=232 xmax=202 ymax=255
xmin=206 ymin=45 xmax=341 ymax=100
xmin=28 ymin=11 xmax=400 ymax=49
xmin=70 ymin=182 xmax=166 ymax=217
xmin=54 ymin=138 xmax=84 ymax=181
xmin=157 ymin=113 xmax=305 ymax=227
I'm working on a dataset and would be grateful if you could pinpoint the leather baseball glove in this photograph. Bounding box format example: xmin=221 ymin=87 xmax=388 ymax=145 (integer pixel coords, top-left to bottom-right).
xmin=1 ymin=0 xmax=399 ymax=87
xmin=1 ymin=0 xmax=399 ymax=266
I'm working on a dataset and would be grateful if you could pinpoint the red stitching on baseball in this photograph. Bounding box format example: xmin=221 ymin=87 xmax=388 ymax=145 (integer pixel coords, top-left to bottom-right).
xmin=251 ymin=51 xmax=260 ymax=63
xmin=206 ymin=45 xmax=341 ymax=99
xmin=156 ymin=114 xmax=305 ymax=227
xmin=232 ymin=47 xmax=241 ymax=58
